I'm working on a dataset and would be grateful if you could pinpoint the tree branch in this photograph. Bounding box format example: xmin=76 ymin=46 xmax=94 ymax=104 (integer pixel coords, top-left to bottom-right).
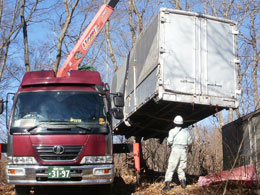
xmin=128 ymin=0 xmax=136 ymax=47
xmin=53 ymin=0 xmax=80 ymax=74
xmin=104 ymin=20 xmax=118 ymax=71
xmin=20 ymin=0 xmax=30 ymax=72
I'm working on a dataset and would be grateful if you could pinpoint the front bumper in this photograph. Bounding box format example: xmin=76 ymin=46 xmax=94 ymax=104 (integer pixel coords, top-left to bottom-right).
xmin=7 ymin=164 xmax=114 ymax=186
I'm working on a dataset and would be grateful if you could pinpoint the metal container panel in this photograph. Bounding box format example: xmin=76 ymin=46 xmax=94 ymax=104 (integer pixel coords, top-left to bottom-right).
xmin=125 ymin=67 xmax=159 ymax=117
xmin=161 ymin=12 xmax=195 ymax=95
xmin=125 ymin=15 xmax=160 ymax=97
xmin=222 ymin=110 xmax=260 ymax=174
xmin=161 ymin=9 xmax=238 ymax=99
xmin=111 ymin=8 xmax=239 ymax=137
xmin=110 ymin=57 xmax=128 ymax=127
xmin=110 ymin=57 xmax=128 ymax=94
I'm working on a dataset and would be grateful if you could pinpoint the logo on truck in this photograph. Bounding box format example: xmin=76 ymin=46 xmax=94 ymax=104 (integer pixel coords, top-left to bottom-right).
xmin=53 ymin=145 xmax=65 ymax=155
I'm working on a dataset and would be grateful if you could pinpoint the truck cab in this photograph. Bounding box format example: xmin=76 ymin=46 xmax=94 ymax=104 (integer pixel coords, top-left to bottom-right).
xmin=2 ymin=70 xmax=123 ymax=194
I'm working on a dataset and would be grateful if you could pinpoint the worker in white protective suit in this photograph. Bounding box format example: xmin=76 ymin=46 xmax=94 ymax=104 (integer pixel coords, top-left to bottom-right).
xmin=163 ymin=115 xmax=192 ymax=191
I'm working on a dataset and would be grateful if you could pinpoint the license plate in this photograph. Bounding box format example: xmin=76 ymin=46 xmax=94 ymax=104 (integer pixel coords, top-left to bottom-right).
xmin=48 ymin=166 xmax=71 ymax=179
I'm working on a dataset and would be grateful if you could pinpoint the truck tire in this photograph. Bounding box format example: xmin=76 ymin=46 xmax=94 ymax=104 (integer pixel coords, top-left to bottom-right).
xmin=15 ymin=186 xmax=30 ymax=195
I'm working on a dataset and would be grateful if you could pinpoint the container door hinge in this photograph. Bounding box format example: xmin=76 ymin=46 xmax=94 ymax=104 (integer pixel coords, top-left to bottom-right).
xmin=160 ymin=47 xmax=166 ymax=53
xmin=161 ymin=17 xmax=167 ymax=23
xmin=232 ymin=29 xmax=239 ymax=35
xmin=163 ymin=10 xmax=170 ymax=14
xmin=234 ymin=58 xmax=240 ymax=64
xmin=235 ymin=89 xmax=242 ymax=95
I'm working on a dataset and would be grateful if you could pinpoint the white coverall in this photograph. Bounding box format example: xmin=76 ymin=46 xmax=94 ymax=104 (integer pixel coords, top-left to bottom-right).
xmin=165 ymin=127 xmax=192 ymax=182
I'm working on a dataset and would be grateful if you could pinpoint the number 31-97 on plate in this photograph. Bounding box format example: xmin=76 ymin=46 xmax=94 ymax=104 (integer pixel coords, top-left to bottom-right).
xmin=48 ymin=166 xmax=71 ymax=179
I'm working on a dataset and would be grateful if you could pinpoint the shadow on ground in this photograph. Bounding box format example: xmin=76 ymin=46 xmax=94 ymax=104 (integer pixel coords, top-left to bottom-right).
xmin=113 ymin=176 xmax=136 ymax=195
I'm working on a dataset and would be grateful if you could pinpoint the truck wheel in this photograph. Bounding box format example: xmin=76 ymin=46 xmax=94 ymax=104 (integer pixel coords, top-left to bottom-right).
xmin=15 ymin=186 xmax=30 ymax=195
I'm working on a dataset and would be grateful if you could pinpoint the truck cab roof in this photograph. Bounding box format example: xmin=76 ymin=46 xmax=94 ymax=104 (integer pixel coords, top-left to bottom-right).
xmin=20 ymin=70 xmax=102 ymax=88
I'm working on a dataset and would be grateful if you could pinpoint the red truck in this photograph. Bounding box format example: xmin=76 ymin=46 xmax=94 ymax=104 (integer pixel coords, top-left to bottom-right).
xmin=0 ymin=0 xmax=124 ymax=194
xmin=1 ymin=70 xmax=123 ymax=194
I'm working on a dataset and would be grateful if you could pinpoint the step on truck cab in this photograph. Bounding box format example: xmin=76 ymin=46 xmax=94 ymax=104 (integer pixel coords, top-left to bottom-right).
xmin=0 ymin=70 xmax=124 ymax=194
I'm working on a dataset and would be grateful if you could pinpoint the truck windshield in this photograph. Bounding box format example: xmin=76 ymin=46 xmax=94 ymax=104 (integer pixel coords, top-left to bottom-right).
xmin=10 ymin=91 xmax=107 ymax=133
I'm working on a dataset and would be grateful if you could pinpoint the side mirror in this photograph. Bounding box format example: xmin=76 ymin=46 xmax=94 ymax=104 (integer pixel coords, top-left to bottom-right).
xmin=113 ymin=93 xmax=124 ymax=107
xmin=112 ymin=108 xmax=124 ymax=119
xmin=0 ymin=98 xmax=4 ymax=114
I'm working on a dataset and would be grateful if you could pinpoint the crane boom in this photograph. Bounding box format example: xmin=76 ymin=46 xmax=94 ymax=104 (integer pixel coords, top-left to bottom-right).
xmin=57 ymin=0 xmax=119 ymax=77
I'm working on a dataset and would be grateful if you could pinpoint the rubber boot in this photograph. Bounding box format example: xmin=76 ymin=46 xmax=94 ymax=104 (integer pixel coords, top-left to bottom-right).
xmin=180 ymin=180 xmax=186 ymax=189
xmin=162 ymin=182 xmax=171 ymax=191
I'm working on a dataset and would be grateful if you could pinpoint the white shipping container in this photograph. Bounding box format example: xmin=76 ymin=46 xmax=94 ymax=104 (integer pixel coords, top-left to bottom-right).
xmin=111 ymin=8 xmax=239 ymax=138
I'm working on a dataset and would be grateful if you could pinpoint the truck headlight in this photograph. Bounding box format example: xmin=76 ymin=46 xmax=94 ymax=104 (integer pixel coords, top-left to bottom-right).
xmin=80 ymin=155 xmax=113 ymax=164
xmin=93 ymin=168 xmax=112 ymax=175
xmin=8 ymin=156 xmax=38 ymax=165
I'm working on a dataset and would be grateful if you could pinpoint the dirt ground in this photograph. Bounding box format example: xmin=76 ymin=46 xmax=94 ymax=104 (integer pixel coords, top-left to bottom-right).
xmin=0 ymin=174 xmax=257 ymax=195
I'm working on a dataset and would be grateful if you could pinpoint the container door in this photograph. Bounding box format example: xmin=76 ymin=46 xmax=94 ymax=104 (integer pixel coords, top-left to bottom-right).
xmin=161 ymin=11 xmax=237 ymax=99
xmin=161 ymin=12 xmax=196 ymax=95
xmin=205 ymin=20 xmax=236 ymax=98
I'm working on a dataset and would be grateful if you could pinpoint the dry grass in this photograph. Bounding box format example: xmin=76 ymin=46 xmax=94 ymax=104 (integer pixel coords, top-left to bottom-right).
xmin=1 ymin=157 xmax=7 ymax=183
xmin=114 ymin=174 xmax=258 ymax=195
xmin=0 ymin=158 xmax=14 ymax=195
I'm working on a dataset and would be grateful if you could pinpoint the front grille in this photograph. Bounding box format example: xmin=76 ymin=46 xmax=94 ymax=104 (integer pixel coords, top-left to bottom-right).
xmin=35 ymin=145 xmax=83 ymax=161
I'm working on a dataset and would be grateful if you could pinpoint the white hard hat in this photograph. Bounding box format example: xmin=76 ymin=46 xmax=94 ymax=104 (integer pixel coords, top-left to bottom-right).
xmin=173 ymin=115 xmax=183 ymax=125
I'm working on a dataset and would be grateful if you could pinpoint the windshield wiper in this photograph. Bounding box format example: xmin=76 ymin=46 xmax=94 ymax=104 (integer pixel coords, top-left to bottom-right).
xmin=25 ymin=123 xmax=47 ymax=133
xmin=39 ymin=121 xmax=92 ymax=131
xmin=24 ymin=122 xmax=93 ymax=134
xmin=25 ymin=121 xmax=70 ymax=133
xmin=72 ymin=125 xmax=92 ymax=132
xmin=39 ymin=120 xmax=71 ymax=123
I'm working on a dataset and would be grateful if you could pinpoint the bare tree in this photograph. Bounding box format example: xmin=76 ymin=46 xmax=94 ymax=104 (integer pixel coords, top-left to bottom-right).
xmin=175 ymin=0 xmax=182 ymax=10
xmin=0 ymin=0 xmax=21 ymax=81
xmin=0 ymin=0 xmax=40 ymax=81
xmin=166 ymin=0 xmax=197 ymax=11
xmin=250 ymin=6 xmax=260 ymax=110
xmin=104 ymin=20 xmax=118 ymax=71
xmin=53 ymin=0 xmax=80 ymax=74
xmin=20 ymin=0 xmax=39 ymax=72
xmin=128 ymin=0 xmax=136 ymax=48
xmin=20 ymin=0 xmax=29 ymax=72
xmin=235 ymin=0 xmax=260 ymax=113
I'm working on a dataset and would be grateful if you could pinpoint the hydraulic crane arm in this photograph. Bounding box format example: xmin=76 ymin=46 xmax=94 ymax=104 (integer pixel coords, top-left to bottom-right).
xmin=57 ymin=0 xmax=119 ymax=77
